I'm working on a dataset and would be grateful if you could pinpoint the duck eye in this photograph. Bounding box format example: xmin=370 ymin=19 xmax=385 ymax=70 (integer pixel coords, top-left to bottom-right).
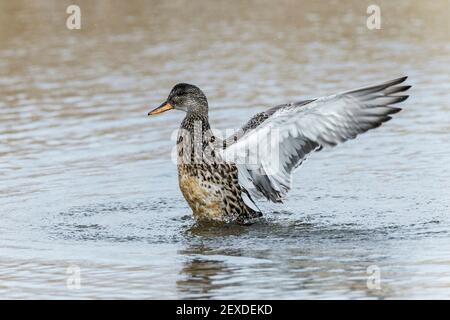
xmin=175 ymin=92 xmax=189 ymax=101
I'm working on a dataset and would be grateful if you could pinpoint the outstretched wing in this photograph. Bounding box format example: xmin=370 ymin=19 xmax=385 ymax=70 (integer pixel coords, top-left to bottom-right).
xmin=221 ymin=76 xmax=411 ymax=203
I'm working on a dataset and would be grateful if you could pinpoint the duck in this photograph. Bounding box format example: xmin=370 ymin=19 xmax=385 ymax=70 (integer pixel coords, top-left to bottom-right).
xmin=148 ymin=76 xmax=410 ymax=224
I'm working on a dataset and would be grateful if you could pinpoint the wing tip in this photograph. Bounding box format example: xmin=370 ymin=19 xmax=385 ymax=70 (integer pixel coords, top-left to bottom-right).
xmin=385 ymin=75 xmax=408 ymax=87
xmin=402 ymin=85 xmax=412 ymax=91
xmin=390 ymin=95 xmax=410 ymax=104
xmin=389 ymin=107 xmax=403 ymax=114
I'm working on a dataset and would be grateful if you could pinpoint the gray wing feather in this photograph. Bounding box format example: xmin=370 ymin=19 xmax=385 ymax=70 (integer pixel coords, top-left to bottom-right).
xmin=222 ymin=76 xmax=411 ymax=202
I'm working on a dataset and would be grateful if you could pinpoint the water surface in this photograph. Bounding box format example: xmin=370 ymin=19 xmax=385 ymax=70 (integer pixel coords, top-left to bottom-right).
xmin=0 ymin=0 xmax=449 ymax=299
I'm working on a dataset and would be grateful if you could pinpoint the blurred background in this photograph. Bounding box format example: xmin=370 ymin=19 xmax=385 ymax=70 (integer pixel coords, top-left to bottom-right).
xmin=0 ymin=0 xmax=449 ymax=299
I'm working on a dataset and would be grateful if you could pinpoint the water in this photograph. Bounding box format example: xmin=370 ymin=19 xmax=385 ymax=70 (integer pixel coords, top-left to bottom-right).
xmin=1 ymin=0 xmax=449 ymax=299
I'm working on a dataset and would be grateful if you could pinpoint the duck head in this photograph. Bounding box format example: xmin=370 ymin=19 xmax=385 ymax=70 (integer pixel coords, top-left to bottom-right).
xmin=148 ymin=83 xmax=208 ymax=117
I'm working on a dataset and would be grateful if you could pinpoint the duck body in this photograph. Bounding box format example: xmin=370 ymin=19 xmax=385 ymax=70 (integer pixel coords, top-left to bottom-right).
xmin=148 ymin=78 xmax=411 ymax=224
xmin=176 ymin=113 xmax=261 ymax=223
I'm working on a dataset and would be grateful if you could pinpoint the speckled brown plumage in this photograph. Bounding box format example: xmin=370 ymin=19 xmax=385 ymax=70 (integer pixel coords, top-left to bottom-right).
xmin=176 ymin=112 xmax=261 ymax=224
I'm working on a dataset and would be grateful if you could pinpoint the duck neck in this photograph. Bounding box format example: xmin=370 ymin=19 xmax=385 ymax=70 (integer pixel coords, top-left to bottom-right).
xmin=178 ymin=112 xmax=212 ymax=166
xmin=181 ymin=112 xmax=210 ymax=134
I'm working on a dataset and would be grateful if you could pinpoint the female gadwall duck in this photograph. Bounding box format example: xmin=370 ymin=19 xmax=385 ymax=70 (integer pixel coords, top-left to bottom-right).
xmin=148 ymin=77 xmax=410 ymax=224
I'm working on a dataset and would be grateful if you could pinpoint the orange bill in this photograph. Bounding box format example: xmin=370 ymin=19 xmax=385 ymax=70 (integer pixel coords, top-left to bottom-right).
xmin=148 ymin=102 xmax=173 ymax=115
